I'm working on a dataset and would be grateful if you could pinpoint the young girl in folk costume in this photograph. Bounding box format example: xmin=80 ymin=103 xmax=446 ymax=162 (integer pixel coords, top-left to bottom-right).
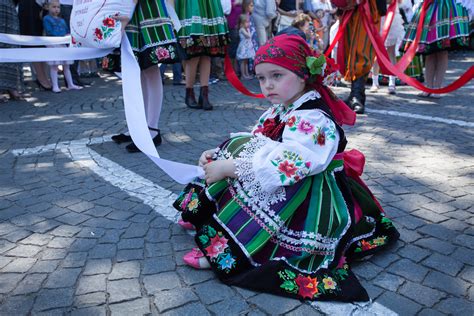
xmin=401 ymin=0 xmax=472 ymax=98
xmin=236 ymin=14 xmax=256 ymax=79
xmin=111 ymin=0 xmax=181 ymax=153
xmin=174 ymin=34 xmax=399 ymax=302
xmin=43 ymin=0 xmax=83 ymax=93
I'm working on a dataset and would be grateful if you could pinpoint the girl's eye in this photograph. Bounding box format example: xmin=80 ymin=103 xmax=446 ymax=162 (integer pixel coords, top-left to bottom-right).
xmin=273 ymin=73 xmax=282 ymax=79
xmin=256 ymin=76 xmax=265 ymax=81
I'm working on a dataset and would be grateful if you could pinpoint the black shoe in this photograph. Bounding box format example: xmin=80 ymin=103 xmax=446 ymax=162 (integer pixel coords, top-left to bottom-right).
xmin=349 ymin=97 xmax=365 ymax=114
xmin=152 ymin=133 xmax=162 ymax=146
xmin=125 ymin=142 xmax=140 ymax=153
xmin=111 ymin=133 xmax=132 ymax=144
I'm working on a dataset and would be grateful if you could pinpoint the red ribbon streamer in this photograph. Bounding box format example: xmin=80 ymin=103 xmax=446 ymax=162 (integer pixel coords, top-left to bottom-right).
xmin=224 ymin=52 xmax=264 ymax=98
xmin=360 ymin=0 xmax=474 ymax=93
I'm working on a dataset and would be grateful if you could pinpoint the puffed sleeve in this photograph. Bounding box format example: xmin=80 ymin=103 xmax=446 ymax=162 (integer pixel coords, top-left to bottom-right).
xmin=235 ymin=109 xmax=340 ymax=193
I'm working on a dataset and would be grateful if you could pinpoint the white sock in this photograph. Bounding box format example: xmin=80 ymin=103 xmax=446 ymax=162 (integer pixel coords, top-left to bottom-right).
xmin=49 ymin=66 xmax=60 ymax=92
xmin=389 ymin=76 xmax=396 ymax=87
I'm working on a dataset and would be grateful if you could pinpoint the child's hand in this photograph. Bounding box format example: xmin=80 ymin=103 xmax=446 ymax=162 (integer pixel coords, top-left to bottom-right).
xmin=198 ymin=148 xmax=218 ymax=167
xmin=203 ymin=160 xmax=236 ymax=185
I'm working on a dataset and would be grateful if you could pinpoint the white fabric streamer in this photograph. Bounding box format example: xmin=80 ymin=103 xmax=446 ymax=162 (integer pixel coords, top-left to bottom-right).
xmin=120 ymin=36 xmax=204 ymax=183
xmin=0 ymin=33 xmax=70 ymax=46
xmin=0 ymin=33 xmax=204 ymax=184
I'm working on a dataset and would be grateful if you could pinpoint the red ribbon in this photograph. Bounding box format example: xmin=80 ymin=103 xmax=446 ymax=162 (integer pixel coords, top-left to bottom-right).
xmin=360 ymin=0 xmax=474 ymax=93
xmin=224 ymin=52 xmax=264 ymax=98
xmin=340 ymin=149 xmax=385 ymax=219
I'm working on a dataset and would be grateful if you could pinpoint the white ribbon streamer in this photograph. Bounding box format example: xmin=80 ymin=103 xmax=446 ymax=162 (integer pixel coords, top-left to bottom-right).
xmin=0 ymin=47 xmax=113 ymax=62
xmin=0 ymin=33 xmax=204 ymax=184
xmin=0 ymin=33 xmax=70 ymax=46
xmin=120 ymin=36 xmax=204 ymax=183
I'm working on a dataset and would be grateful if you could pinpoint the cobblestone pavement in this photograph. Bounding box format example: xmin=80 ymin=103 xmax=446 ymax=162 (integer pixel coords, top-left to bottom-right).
xmin=0 ymin=51 xmax=473 ymax=315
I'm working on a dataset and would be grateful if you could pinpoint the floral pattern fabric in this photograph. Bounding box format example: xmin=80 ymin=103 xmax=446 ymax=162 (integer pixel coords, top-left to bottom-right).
xmin=198 ymin=225 xmax=236 ymax=273
xmin=241 ymin=91 xmax=339 ymax=192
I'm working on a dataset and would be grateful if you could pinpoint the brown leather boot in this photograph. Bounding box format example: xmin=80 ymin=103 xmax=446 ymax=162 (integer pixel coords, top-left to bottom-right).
xmin=198 ymin=86 xmax=213 ymax=111
xmin=185 ymin=88 xmax=201 ymax=109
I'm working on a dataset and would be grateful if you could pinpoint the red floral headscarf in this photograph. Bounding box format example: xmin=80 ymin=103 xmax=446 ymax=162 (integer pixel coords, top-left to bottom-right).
xmin=254 ymin=34 xmax=356 ymax=126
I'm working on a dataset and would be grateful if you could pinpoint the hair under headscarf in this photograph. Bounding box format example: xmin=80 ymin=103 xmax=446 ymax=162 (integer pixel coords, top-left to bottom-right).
xmin=254 ymin=34 xmax=356 ymax=126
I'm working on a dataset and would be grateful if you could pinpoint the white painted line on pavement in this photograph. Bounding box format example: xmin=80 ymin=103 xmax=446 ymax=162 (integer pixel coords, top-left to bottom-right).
xmin=366 ymin=108 xmax=474 ymax=128
xmin=12 ymin=135 xmax=179 ymax=222
xmin=11 ymin=137 xmax=397 ymax=315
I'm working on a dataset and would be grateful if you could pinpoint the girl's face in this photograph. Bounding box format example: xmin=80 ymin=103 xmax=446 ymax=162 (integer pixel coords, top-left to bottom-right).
xmin=246 ymin=1 xmax=254 ymax=14
xmin=49 ymin=2 xmax=61 ymax=16
xmin=255 ymin=63 xmax=306 ymax=107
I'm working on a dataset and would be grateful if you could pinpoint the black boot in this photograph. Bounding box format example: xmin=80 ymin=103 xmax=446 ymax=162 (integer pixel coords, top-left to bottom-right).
xmin=349 ymin=76 xmax=367 ymax=114
xmin=185 ymin=88 xmax=201 ymax=109
xmin=198 ymin=86 xmax=213 ymax=111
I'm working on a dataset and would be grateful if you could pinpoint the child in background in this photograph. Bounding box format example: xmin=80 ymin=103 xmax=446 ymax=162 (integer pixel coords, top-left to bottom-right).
xmin=174 ymin=34 xmax=399 ymax=302
xmin=43 ymin=0 xmax=82 ymax=93
xmin=242 ymin=0 xmax=258 ymax=74
xmin=236 ymin=14 xmax=255 ymax=79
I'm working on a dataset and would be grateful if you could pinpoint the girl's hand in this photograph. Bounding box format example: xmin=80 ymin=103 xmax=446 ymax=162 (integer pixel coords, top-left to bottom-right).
xmin=198 ymin=148 xmax=218 ymax=167
xmin=203 ymin=160 xmax=236 ymax=185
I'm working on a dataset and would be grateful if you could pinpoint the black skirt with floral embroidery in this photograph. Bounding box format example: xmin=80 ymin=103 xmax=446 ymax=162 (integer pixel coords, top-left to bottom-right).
xmin=125 ymin=0 xmax=181 ymax=70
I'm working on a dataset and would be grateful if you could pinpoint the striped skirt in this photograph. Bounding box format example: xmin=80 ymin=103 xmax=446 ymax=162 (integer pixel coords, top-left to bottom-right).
xmin=0 ymin=0 xmax=23 ymax=91
xmin=175 ymin=0 xmax=229 ymax=58
xmin=174 ymin=135 xmax=399 ymax=302
xmin=401 ymin=0 xmax=471 ymax=55
xmin=125 ymin=0 xmax=180 ymax=69
xmin=342 ymin=0 xmax=381 ymax=81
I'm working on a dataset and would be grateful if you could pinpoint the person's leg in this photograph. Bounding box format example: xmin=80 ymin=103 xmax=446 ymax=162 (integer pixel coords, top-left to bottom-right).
xmin=49 ymin=65 xmax=61 ymax=93
xmin=370 ymin=59 xmax=380 ymax=92
xmin=172 ymin=62 xmax=183 ymax=84
xmin=255 ymin=23 xmax=267 ymax=46
xmin=198 ymin=56 xmax=213 ymax=110
xmin=33 ymin=62 xmax=52 ymax=89
xmin=63 ymin=63 xmax=83 ymax=90
xmin=239 ymin=59 xmax=246 ymax=78
xmin=126 ymin=65 xmax=164 ymax=152
xmin=431 ymin=50 xmax=448 ymax=98
xmin=423 ymin=53 xmax=436 ymax=92
xmin=350 ymin=74 xmax=368 ymax=114
xmin=184 ymin=57 xmax=200 ymax=108
xmin=387 ymin=45 xmax=397 ymax=94
xmin=142 ymin=65 xmax=163 ymax=138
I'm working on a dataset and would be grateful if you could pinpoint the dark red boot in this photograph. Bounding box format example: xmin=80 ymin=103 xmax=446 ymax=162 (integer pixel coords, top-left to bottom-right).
xmin=185 ymin=88 xmax=201 ymax=109
xmin=198 ymin=86 xmax=213 ymax=111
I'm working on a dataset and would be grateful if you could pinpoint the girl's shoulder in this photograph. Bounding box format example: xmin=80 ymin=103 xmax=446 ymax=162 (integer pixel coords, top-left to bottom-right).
xmin=294 ymin=96 xmax=331 ymax=114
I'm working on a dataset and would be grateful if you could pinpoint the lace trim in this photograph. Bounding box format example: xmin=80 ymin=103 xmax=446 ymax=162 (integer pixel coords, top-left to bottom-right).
xmin=234 ymin=135 xmax=287 ymax=214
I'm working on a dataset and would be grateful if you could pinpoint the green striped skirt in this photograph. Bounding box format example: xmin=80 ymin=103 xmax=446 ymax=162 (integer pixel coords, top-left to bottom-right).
xmin=175 ymin=0 xmax=229 ymax=58
xmin=126 ymin=0 xmax=180 ymax=69
xmin=174 ymin=135 xmax=399 ymax=301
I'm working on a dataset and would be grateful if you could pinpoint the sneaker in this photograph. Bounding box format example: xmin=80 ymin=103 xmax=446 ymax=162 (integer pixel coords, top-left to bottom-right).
xmin=209 ymin=77 xmax=219 ymax=85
